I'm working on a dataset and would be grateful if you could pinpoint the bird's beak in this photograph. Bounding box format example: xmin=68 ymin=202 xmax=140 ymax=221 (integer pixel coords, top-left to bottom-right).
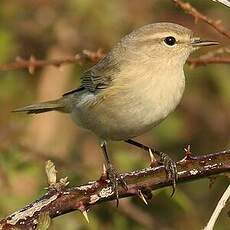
xmin=191 ymin=37 xmax=219 ymax=47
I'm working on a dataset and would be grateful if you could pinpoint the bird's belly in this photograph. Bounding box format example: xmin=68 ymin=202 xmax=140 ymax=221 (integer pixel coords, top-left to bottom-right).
xmin=71 ymin=80 xmax=185 ymax=140
xmin=72 ymin=102 xmax=156 ymax=140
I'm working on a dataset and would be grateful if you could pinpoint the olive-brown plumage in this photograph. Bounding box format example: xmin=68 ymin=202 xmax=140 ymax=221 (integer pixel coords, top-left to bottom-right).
xmin=14 ymin=22 xmax=218 ymax=200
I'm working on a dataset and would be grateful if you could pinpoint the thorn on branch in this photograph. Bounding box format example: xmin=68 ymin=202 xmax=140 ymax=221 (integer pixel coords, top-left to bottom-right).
xmin=149 ymin=148 xmax=158 ymax=167
xmin=137 ymin=190 xmax=148 ymax=205
xmin=82 ymin=48 xmax=104 ymax=63
xmin=28 ymin=56 xmax=36 ymax=75
xmin=142 ymin=189 xmax=153 ymax=200
xmin=183 ymin=145 xmax=193 ymax=160
xmin=77 ymin=202 xmax=90 ymax=223
xmin=81 ymin=210 xmax=89 ymax=223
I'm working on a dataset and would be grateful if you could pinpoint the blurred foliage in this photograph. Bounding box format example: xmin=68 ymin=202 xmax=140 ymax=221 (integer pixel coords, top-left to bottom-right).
xmin=0 ymin=0 xmax=229 ymax=229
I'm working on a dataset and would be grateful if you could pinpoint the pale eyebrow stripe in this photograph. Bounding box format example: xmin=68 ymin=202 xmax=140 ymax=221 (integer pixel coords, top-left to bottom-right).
xmin=142 ymin=28 xmax=192 ymax=38
xmin=140 ymin=31 xmax=181 ymax=40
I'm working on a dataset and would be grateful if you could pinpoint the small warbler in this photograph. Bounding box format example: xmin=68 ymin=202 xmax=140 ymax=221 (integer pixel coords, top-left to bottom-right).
xmin=14 ymin=22 xmax=218 ymax=202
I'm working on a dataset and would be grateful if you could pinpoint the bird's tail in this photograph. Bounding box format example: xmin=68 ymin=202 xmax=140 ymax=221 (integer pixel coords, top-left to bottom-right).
xmin=13 ymin=98 xmax=68 ymax=114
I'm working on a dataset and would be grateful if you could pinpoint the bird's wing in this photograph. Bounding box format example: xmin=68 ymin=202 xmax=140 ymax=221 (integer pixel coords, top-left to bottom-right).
xmin=63 ymin=50 xmax=121 ymax=96
xmin=81 ymin=52 xmax=120 ymax=92
xmin=62 ymin=87 xmax=85 ymax=96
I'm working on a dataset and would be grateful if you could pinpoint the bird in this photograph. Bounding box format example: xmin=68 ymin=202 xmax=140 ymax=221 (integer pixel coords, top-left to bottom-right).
xmin=14 ymin=22 xmax=218 ymax=203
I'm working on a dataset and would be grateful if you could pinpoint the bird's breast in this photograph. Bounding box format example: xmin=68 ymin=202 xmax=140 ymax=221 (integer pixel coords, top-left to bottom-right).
xmin=71 ymin=67 xmax=185 ymax=140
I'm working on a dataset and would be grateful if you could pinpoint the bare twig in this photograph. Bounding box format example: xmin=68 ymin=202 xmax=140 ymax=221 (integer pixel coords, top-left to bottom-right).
xmin=0 ymin=49 xmax=104 ymax=73
xmin=187 ymin=56 xmax=230 ymax=67
xmin=212 ymin=0 xmax=230 ymax=8
xmin=172 ymin=0 xmax=230 ymax=39
xmin=0 ymin=148 xmax=229 ymax=229
xmin=203 ymin=184 xmax=230 ymax=230
xmin=187 ymin=46 xmax=230 ymax=67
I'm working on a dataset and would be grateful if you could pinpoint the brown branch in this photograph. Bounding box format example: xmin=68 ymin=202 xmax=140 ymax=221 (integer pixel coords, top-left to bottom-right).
xmin=0 ymin=148 xmax=229 ymax=229
xmin=0 ymin=49 xmax=104 ymax=74
xmin=172 ymin=0 xmax=230 ymax=39
xmin=187 ymin=56 xmax=230 ymax=67
xmin=187 ymin=46 xmax=230 ymax=67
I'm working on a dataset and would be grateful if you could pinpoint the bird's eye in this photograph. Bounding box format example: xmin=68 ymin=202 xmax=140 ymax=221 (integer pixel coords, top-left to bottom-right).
xmin=164 ymin=36 xmax=176 ymax=46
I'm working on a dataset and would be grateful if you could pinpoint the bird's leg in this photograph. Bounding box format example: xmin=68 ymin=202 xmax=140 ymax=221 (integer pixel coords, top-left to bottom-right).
xmin=100 ymin=141 xmax=127 ymax=206
xmin=124 ymin=139 xmax=177 ymax=196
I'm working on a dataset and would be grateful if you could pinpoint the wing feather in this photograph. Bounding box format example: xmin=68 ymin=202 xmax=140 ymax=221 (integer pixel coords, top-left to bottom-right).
xmin=81 ymin=52 xmax=120 ymax=92
xmin=62 ymin=50 xmax=121 ymax=96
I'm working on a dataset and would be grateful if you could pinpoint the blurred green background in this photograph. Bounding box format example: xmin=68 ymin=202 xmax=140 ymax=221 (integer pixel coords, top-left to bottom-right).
xmin=0 ymin=0 xmax=229 ymax=229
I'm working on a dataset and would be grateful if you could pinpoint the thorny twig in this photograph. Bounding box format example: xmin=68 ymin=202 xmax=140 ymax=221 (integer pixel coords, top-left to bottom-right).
xmin=172 ymin=0 xmax=230 ymax=39
xmin=0 ymin=148 xmax=230 ymax=229
xmin=0 ymin=49 xmax=104 ymax=74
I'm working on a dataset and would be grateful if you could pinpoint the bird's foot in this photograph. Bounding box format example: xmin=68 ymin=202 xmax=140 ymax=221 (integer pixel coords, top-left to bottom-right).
xmin=158 ymin=152 xmax=178 ymax=196
xmin=106 ymin=163 xmax=127 ymax=207
xmin=124 ymin=139 xmax=178 ymax=196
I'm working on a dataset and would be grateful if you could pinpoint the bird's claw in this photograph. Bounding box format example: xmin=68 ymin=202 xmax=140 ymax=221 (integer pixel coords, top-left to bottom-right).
xmin=106 ymin=164 xmax=127 ymax=207
xmin=159 ymin=152 xmax=178 ymax=196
